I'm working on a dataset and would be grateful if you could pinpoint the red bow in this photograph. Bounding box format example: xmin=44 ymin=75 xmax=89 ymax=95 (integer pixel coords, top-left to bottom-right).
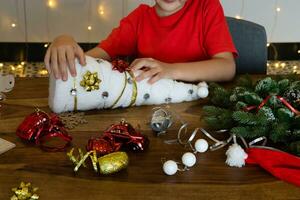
xmin=87 ymin=120 xmax=149 ymax=155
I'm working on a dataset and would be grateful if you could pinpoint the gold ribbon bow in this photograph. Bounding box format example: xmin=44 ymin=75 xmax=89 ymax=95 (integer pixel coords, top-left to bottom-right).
xmin=80 ymin=71 xmax=101 ymax=92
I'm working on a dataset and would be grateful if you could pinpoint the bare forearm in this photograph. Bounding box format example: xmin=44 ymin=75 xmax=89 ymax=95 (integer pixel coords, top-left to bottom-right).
xmin=173 ymin=58 xmax=235 ymax=82
xmin=85 ymin=47 xmax=111 ymax=61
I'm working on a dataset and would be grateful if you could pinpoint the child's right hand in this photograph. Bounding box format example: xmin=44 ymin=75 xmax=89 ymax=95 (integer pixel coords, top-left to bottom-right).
xmin=44 ymin=35 xmax=86 ymax=81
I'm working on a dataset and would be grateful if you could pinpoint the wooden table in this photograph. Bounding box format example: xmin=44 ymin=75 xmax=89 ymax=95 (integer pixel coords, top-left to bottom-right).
xmin=0 ymin=77 xmax=299 ymax=200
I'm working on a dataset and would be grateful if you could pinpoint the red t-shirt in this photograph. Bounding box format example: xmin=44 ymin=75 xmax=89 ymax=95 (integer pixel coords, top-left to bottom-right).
xmin=98 ymin=0 xmax=237 ymax=63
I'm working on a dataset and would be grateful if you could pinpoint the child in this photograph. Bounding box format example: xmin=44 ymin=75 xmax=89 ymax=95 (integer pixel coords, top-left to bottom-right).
xmin=44 ymin=0 xmax=237 ymax=83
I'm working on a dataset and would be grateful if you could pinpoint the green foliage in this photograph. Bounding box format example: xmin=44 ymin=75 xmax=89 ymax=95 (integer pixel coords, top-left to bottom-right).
xmin=255 ymin=77 xmax=279 ymax=96
xmin=209 ymin=83 xmax=232 ymax=107
xmin=202 ymin=75 xmax=300 ymax=155
xmin=202 ymin=106 xmax=234 ymax=130
xmin=289 ymin=141 xmax=300 ymax=156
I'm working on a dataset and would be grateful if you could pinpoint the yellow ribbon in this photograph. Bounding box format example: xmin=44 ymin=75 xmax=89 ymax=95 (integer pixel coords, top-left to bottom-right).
xmin=80 ymin=71 xmax=101 ymax=92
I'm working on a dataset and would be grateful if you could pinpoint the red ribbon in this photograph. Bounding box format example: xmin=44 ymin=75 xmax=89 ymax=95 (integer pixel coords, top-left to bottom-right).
xmin=86 ymin=120 xmax=149 ymax=155
xmin=16 ymin=110 xmax=72 ymax=152
xmin=111 ymin=59 xmax=130 ymax=73
xmin=244 ymin=95 xmax=300 ymax=115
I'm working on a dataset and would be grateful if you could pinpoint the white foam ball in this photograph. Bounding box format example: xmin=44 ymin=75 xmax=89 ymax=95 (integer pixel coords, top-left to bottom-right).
xmin=182 ymin=152 xmax=196 ymax=167
xmin=163 ymin=160 xmax=178 ymax=175
xmin=197 ymin=87 xmax=209 ymax=98
xmin=195 ymin=139 xmax=209 ymax=153
xmin=198 ymin=81 xmax=208 ymax=88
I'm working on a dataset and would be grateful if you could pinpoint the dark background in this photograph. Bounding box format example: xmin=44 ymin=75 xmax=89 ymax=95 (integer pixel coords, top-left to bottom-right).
xmin=0 ymin=42 xmax=299 ymax=62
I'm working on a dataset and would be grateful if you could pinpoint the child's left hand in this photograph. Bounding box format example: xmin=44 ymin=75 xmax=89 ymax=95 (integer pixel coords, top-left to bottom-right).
xmin=130 ymin=58 xmax=176 ymax=84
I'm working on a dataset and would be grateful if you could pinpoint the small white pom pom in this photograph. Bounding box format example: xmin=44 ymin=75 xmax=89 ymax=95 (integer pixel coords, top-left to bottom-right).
xmin=195 ymin=139 xmax=209 ymax=153
xmin=198 ymin=81 xmax=208 ymax=88
xmin=197 ymin=87 xmax=209 ymax=98
xmin=182 ymin=152 xmax=196 ymax=167
xmin=225 ymin=143 xmax=248 ymax=168
xmin=163 ymin=160 xmax=178 ymax=175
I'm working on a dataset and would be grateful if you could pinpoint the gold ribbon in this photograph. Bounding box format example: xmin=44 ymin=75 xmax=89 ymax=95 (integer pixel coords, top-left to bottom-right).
xmin=110 ymin=72 xmax=128 ymax=108
xmin=80 ymin=71 xmax=101 ymax=92
xmin=110 ymin=71 xmax=138 ymax=109
xmin=128 ymin=71 xmax=137 ymax=107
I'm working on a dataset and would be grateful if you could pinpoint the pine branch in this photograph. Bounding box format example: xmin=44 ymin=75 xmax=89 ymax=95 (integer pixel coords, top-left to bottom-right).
xmin=255 ymin=77 xmax=279 ymax=96
xmin=231 ymin=126 xmax=269 ymax=139
xmin=270 ymin=122 xmax=291 ymax=143
xmin=232 ymin=111 xmax=268 ymax=126
xmin=236 ymin=74 xmax=253 ymax=89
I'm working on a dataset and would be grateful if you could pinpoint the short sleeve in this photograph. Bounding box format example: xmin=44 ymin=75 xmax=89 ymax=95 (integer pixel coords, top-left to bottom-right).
xmin=98 ymin=7 xmax=142 ymax=59
xmin=202 ymin=0 xmax=238 ymax=57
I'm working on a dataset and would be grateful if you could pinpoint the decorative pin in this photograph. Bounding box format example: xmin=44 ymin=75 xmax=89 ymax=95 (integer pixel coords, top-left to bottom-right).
xmin=143 ymin=93 xmax=150 ymax=100
xmin=165 ymin=97 xmax=172 ymax=103
xmin=102 ymin=91 xmax=109 ymax=99
xmin=70 ymin=88 xmax=77 ymax=96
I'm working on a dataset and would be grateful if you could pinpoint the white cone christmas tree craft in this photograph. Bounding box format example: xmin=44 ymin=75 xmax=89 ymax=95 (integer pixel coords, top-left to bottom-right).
xmin=49 ymin=56 xmax=209 ymax=113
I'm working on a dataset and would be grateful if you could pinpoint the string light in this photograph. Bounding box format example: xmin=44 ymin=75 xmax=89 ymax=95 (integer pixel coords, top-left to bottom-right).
xmin=293 ymin=65 xmax=298 ymax=70
xmin=98 ymin=6 xmax=104 ymax=16
xmin=11 ymin=23 xmax=16 ymax=28
xmin=276 ymin=7 xmax=281 ymax=12
xmin=47 ymin=0 xmax=57 ymax=8
xmin=0 ymin=63 xmax=3 ymax=67
xmin=267 ymin=43 xmax=270 ymax=47
xmin=21 ymin=61 xmax=25 ymax=65
xmin=297 ymin=50 xmax=300 ymax=54
xmin=235 ymin=15 xmax=242 ymax=19
xmin=235 ymin=0 xmax=244 ymax=20
xmin=280 ymin=63 xmax=286 ymax=68
xmin=44 ymin=43 xmax=49 ymax=48
xmin=87 ymin=26 xmax=92 ymax=31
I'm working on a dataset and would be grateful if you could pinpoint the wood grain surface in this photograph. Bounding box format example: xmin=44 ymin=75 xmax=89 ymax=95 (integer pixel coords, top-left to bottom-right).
xmin=0 ymin=77 xmax=299 ymax=200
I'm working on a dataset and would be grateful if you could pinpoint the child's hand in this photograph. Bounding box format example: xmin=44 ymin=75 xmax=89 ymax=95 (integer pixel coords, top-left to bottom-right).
xmin=44 ymin=35 xmax=86 ymax=81
xmin=130 ymin=58 xmax=176 ymax=84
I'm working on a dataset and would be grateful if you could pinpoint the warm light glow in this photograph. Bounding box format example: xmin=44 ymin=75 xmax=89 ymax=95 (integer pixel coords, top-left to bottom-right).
xmin=267 ymin=63 xmax=270 ymax=67
xmin=17 ymin=64 xmax=23 ymax=69
xmin=280 ymin=63 xmax=286 ymax=68
xmin=98 ymin=6 xmax=105 ymax=16
xmin=10 ymin=65 xmax=16 ymax=71
xmin=38 ymin=69 xmax=48 ymax=75
xmin=293 ymin=65 xmax=298 ymax=70
xmin=44 ymin=43 xmax=49 ymax=48
xmin=48 ymin=0 xmax=57 ymax=8
xmin=21 ymin=61 xmax=25 ymax=65
xmin=88 ymin=26 xmax=92 ymax=30
xmin=11 ymin=23 xmax=16 ymax=28
xmin=275 ymin=63 xmax=279 ymax=68
xmin=276 ymin=7 xmax=281 ymax=12
xmin=0 ymin=63 xmax=3 ymax=67
xmin=298 ymin=50 xmax=300 ymax=54
xmin=267 ymin=43 xmax=270 ymax=47
xmin=235 ymin=15 xmax=241 ymax=19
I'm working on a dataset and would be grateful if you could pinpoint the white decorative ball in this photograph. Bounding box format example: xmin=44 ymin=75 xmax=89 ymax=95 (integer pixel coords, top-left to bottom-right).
xmin=163 ymin=160 xmax=178 ymax=175
xmin=197 ymin=87 xmax=209 ymax=98
xmin=195 ymin=139 xmax=209 ymax=153
xmin=198 ymin=81 xmax=208 ymax=88
xmin=181 ymin=152 xmax=196 ymax=167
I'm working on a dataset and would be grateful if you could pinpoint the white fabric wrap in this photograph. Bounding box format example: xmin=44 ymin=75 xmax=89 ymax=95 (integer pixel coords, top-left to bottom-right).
xmin=49 ymin=56 xmax=204 ymax=113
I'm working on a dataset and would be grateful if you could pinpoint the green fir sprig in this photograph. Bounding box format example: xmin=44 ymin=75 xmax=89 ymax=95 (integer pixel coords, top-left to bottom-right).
xmin=202 ymin=76 xmax=300 ymax=156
